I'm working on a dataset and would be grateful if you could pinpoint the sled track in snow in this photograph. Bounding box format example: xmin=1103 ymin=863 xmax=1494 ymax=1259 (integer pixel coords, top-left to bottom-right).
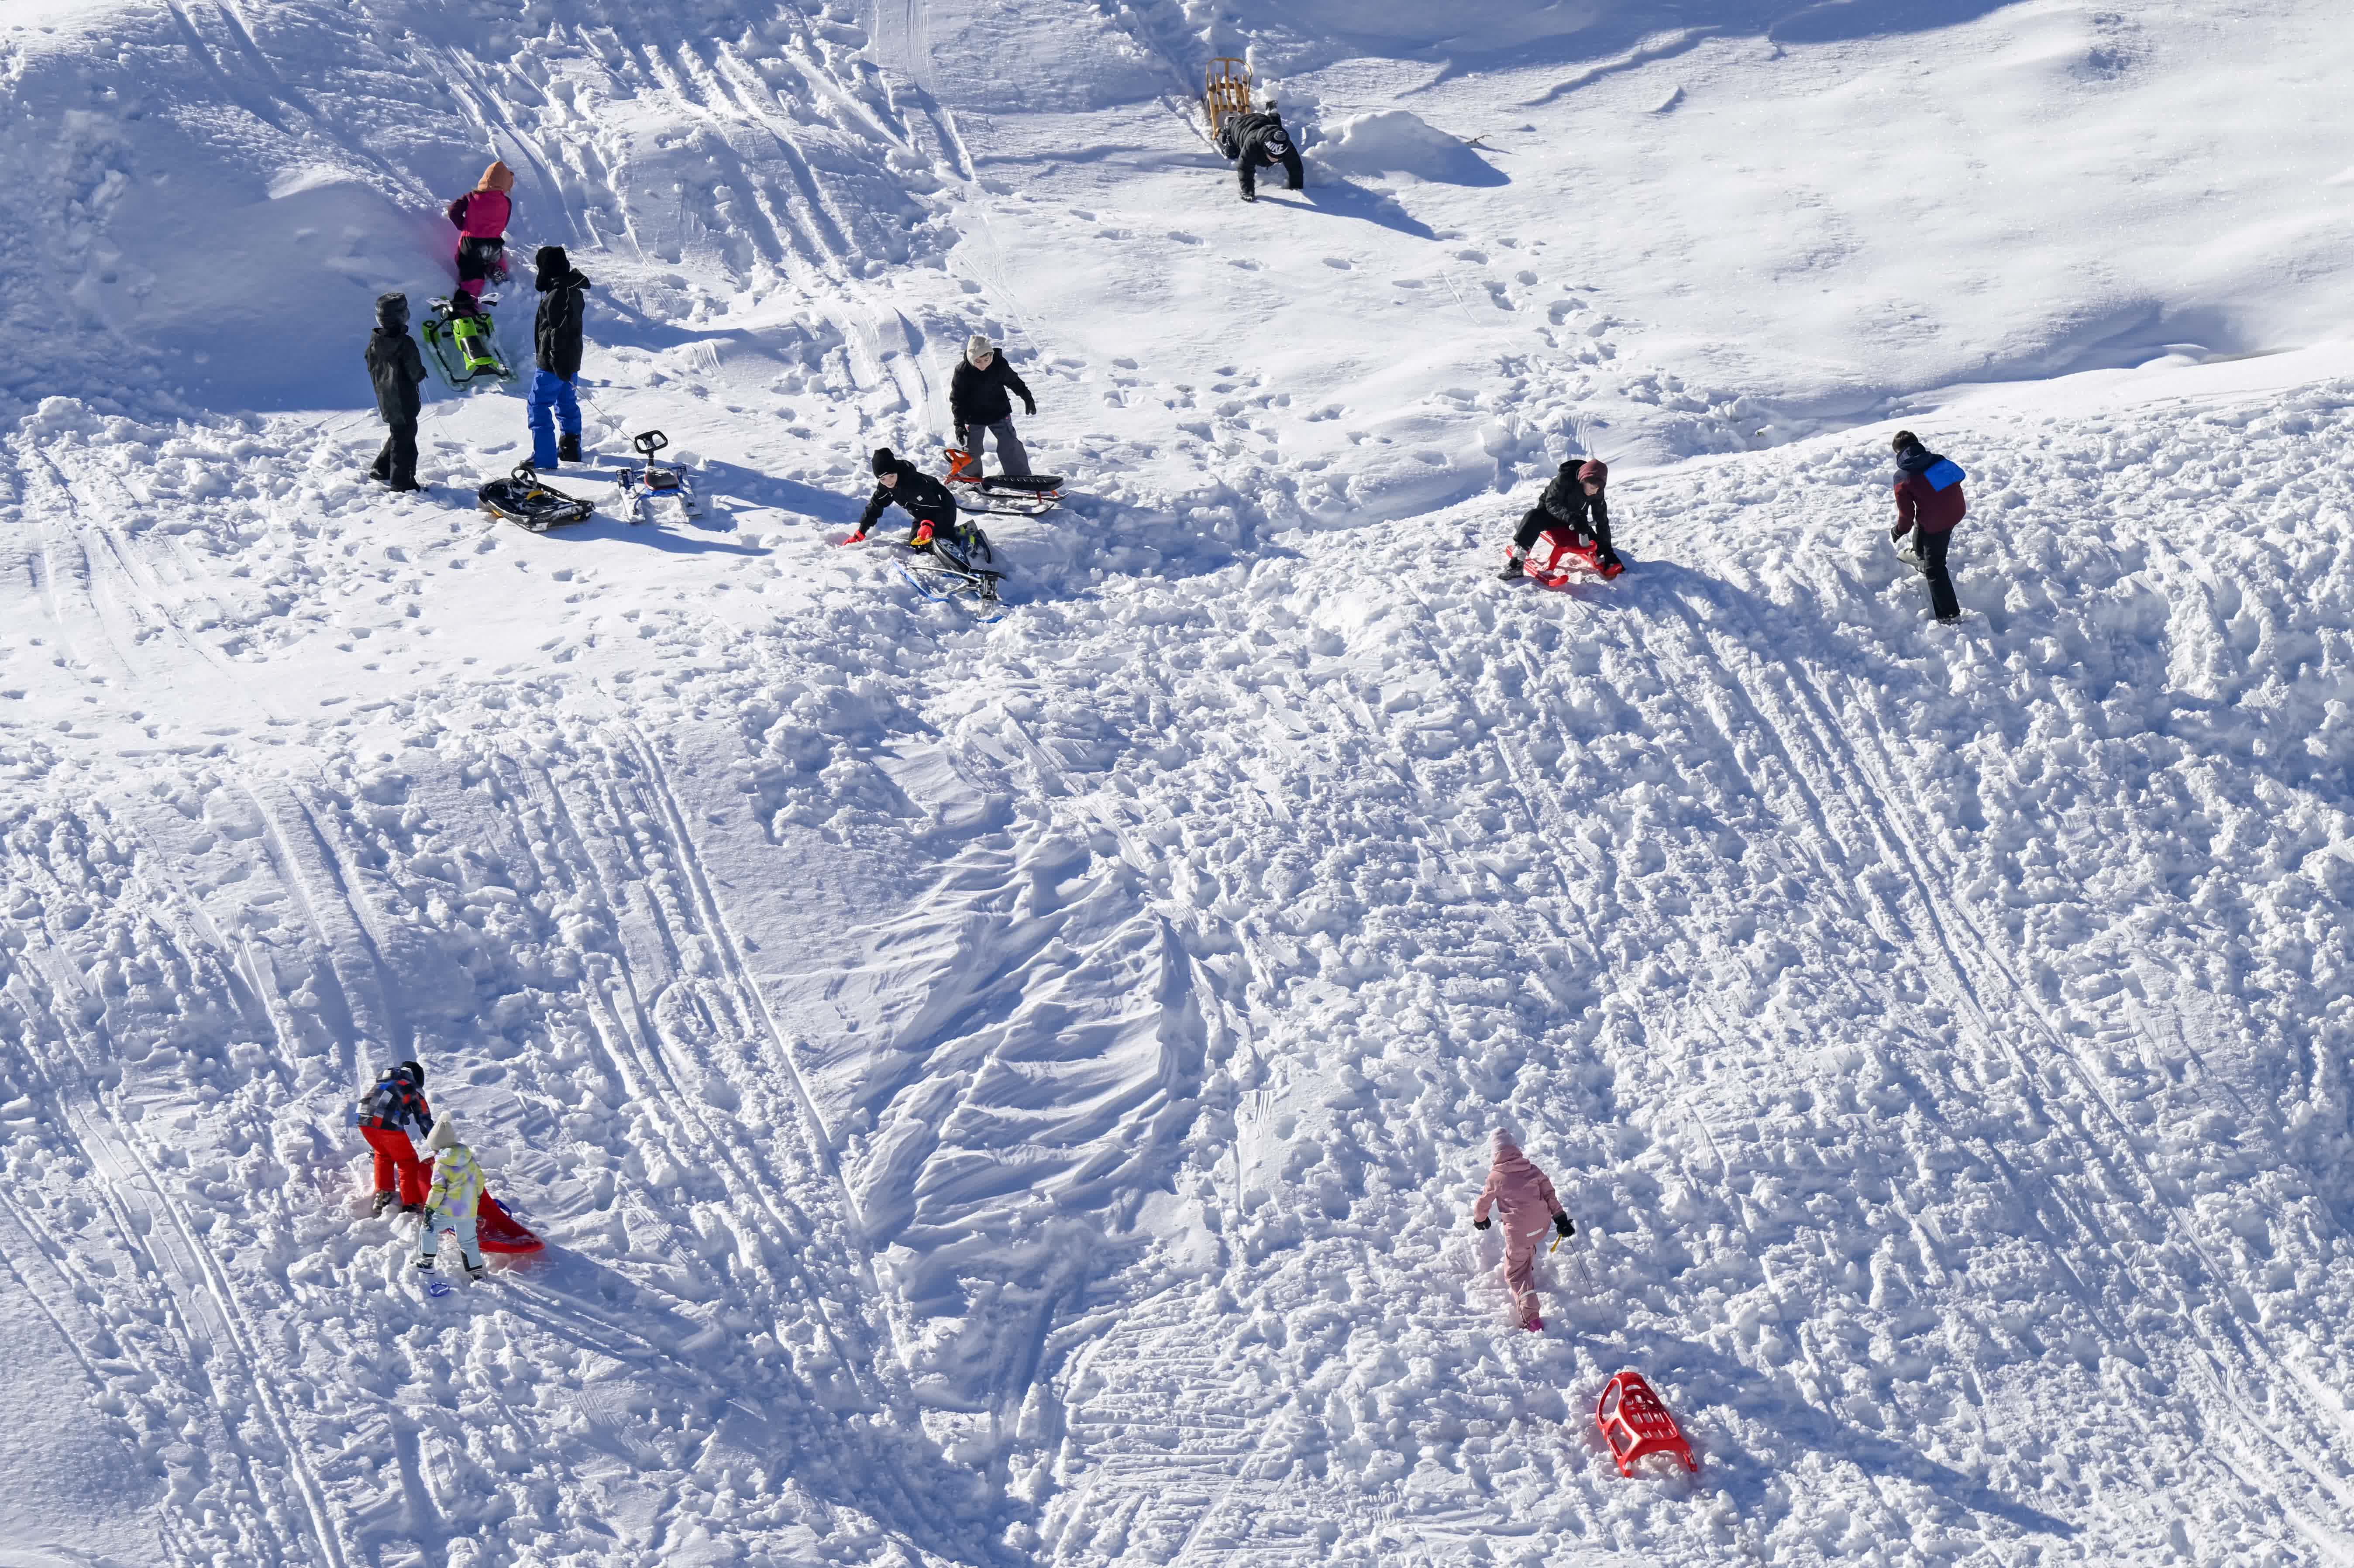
xmin=65 ymin=1098 xmax=354 ymax=1568
xmin=0 ymin=833 xmax=349 ymax=1568
xmin=1625 ymin=561 xmax=2354 ymax=1554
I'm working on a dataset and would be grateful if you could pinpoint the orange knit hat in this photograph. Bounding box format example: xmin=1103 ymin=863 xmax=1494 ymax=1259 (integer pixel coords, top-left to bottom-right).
xmin=478 ymin=160 xmax=515 ymax=193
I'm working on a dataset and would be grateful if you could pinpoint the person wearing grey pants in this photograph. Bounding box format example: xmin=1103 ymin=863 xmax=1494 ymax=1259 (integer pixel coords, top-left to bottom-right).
xmin=949 ymin=334 xmax=1036 ymax=478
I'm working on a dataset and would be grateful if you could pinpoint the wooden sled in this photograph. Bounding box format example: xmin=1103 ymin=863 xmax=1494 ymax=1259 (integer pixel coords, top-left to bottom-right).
xmin=1204 ymin=58 xmax=1254 ymax=139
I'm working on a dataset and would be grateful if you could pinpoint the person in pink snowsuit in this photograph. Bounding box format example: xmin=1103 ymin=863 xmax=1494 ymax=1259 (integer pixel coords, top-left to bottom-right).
xmin=447 ymin=161 xmax=514 ymax=304
xmin=1472 ymin=1130 xmax=1574 ymax=1331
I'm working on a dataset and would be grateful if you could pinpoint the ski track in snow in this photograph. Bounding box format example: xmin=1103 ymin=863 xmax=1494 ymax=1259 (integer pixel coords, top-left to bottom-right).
xmin=4 ymin=0 xmax=2354 ymax=1564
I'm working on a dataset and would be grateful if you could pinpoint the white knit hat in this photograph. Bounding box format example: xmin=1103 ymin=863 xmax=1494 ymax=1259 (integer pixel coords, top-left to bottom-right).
xmin=966 ymin=334 xmax=994 ymax=366
xmin=425 ymin=1114 xmax=460 ymax=1153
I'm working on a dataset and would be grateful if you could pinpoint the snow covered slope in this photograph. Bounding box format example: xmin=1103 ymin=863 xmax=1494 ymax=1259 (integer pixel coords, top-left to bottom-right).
xmin=3 ymin=0 xmax=2354 ymax=1565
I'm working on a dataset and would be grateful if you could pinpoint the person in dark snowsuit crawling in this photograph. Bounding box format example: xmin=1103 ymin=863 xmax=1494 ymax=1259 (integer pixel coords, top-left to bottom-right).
xmin=364 ymin=293 xmax=427 ymax=492
xmin=1499 ymin=458 xmax=1620 ymax=579
xmin=1888 ymin=430 xmax=1967 ymax=623
xmin=950 ymin=335 xmax=1036 ymax=478
xmin=528 ymin=245 xmax=591 ymax=468
xmin=848 ymin=447 xmax=974 ymax=551
xmin=1216 ymin=107 xmax=1304 ymax=202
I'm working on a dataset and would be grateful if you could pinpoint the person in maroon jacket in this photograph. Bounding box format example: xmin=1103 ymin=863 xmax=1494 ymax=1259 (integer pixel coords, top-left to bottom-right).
xmin=1889 ymin=430 xmax=1966 ymax=623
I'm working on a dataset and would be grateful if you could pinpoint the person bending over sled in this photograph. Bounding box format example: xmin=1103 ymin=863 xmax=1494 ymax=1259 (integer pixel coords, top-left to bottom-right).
xmin=1888 ymin=429 xmax=1967 ymax=624
xmin=529 ymin=245 xmax=591 ymax=468
xmin=364 ymin=293 xmax=427 ymax=492
xmin=416 ymin=1115 xmax=490 ymax=1281
xmin=1471 ymin=1129 xmax=1574 ymax=1331
xmin=357 ymin=1060 xmax=434 ymax=1216
xmin=849 ymin=447 xmax=971 ymax=550
xmin=950 ymin=335 xmax=1036 ymax=478
xmin=1499 ymin=458 xmax=1621 ymax=581
xmin=446 ymin=161 xmax=514 ymax=305
xmin=1216 ymin=105 xmax=1304 ymax=203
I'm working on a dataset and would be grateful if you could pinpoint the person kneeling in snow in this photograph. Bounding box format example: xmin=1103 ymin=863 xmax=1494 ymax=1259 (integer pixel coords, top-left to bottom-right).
xmin=1499 ymin=458 xmax=1620 ymax=580
xmin=1216 ymin=106 xmax=1304 ymax=203
xmin=1471 ymin=1130 xmax=1573 ymax=1331
xmin=416 ymin=1115 xmax=491 ymax=1281
xmin=848 ymin=447 xmax=971 ymax=551
xmin=357 ymin=1060 xmax=434 ymax=1217
xmin=528 ymin=245 xmax=592 ymax=468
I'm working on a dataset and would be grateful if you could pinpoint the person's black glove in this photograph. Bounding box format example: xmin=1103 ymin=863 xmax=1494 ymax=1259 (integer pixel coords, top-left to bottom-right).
xmin=1022 ymin=399 xmax=1036 ymax=418
xmin=1472 ymin=1216 xmax=1490 ymax=1231
xmin=1554 ymin=1213 xmax=1575 ymax=1239
xmin=953 ymin=423 xmax=970 ymax=449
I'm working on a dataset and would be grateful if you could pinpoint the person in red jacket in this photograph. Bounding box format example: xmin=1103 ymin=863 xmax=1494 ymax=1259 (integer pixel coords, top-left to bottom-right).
xmin=1889 ymin=430 xmax=1966 ymax=623
xmin=357 ymin=1061 xmax=434 ymax=1216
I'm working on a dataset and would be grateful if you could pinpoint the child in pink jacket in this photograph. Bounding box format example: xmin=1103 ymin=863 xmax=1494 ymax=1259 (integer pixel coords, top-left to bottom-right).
xmin=446 ymin=161 xmax=514 ymax=305
xmin=1472 ymin=1130 xmax=1575 ymax=1331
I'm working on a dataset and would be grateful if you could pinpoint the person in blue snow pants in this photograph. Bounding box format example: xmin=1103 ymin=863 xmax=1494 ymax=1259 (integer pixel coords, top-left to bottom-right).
xmin=528 ymin=244 xmax=590 ymax=468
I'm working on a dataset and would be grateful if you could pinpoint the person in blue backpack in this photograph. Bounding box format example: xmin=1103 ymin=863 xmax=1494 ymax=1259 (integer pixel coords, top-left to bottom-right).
xmin=1889 ymin=430 xmax=1966 ymax=624
xmin=528 ymin=245 xmax=591 ymax=468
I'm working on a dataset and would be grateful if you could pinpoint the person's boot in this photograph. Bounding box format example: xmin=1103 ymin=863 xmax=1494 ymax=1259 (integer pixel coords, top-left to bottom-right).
xmin=1497 ymin=550 xmax=1525 ymax=581
xmin=399 ymin=1201 xmax=426 ymax=1216
xmin=558 ymin=432 xmax=582 ymax=464
xmin=414 ymin=1255 xmax=436 ymax=1272
xmin=372 ymin=1191 xmax=397 ymax=1217
xmin=465 ymin=1261 xmax=488 ymax=1282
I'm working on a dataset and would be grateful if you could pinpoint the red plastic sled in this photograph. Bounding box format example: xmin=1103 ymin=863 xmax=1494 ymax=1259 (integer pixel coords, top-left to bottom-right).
xmin=1596 ymin=1371 xmax=1698 ymax=1476
xmin=1531 ymin=527 xmax=1623 ymax=587
xmin=476 ymin=1193 xmax=544 ymax=1255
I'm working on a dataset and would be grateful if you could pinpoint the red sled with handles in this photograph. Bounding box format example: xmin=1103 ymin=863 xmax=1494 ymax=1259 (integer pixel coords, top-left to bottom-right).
xmin=476 ymin=1193 xmax=544 ymax=1255
xmin=1596 ymin=1371 xmax=1697 ymax=1476
xmin=1531 ymin=526 xmax=1623 ymax=587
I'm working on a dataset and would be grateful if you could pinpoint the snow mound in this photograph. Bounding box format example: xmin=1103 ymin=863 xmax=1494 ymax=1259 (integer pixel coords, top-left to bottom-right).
xmin=1312 ymin=109 xmax=1506 ymax=186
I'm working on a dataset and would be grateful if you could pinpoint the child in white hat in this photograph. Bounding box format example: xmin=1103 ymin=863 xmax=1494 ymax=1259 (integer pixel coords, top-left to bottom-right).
xmin=416 ymin=1115 xmax=489 ymax=1281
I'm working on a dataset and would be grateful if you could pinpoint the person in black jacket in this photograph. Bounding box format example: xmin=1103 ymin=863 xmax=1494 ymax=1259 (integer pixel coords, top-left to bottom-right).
xmin=364 ymin=293 xmax=427 ymax=492
xmin=1215 ymin=107 xmax=1304 ymax=202
xmin=1499 ymin=459 xmax=1621 ymax=579
xmin=848 ymin=447 xmax=970 ymax=550
xmin=527 ymin=245 xmax=591 ymax=468
xmin=949 ymin=335 xmax=1036 ymax=478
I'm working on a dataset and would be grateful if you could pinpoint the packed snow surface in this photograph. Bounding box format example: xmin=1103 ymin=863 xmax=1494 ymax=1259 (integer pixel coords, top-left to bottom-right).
xmin=3 ymin=0 xmax=2354 ymax=1565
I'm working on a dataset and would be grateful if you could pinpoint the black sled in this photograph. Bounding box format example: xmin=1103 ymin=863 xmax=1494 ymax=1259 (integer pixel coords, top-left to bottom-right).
xmin=945 ymin=447 xmax=1062 ymax=517
xmin=613 ymin=430 xmax=697 ymax=524
xmin=477 ymin=463 xmax=593 ymax=532
xmin=420 ymin=294 xmax=515 ymax=389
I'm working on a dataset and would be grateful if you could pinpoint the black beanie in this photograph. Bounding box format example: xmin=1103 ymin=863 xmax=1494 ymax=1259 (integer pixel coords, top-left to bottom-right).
xmin=375 ymin=292 xmax=408 ymax=330
xmin=401 ymin=1059 xmax=426 ymax=1086
xmin=535 ymin=244 xmax=569 ymax=278
xmin=871 ymin=447 xmax=898 ymax=476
